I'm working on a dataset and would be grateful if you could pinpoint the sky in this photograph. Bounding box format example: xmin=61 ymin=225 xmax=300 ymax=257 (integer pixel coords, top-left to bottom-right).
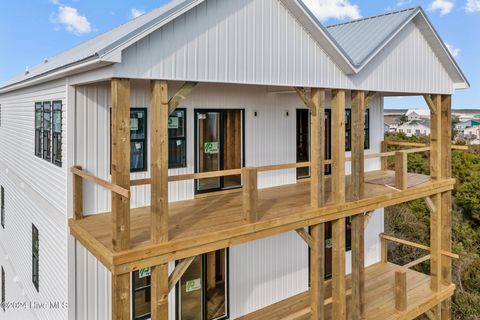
xmin=0 ymin=0 xmax=479 ymax=109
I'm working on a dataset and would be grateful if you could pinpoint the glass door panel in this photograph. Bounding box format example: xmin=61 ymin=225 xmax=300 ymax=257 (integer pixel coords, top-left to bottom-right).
xmin=197 ymin=112 xmax=221 ymax=191
xmin=179 ymin=256 xmax=204 ymax=320
xmin=222 ymin=111 xmax=243 ymax=189
xmin=206 ymin=250 xmax=227 ymax=320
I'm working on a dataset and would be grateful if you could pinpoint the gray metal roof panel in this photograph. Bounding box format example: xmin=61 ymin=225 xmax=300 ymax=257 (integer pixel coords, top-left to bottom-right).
xmin=326 ymin=8 xmax=418 ymax=66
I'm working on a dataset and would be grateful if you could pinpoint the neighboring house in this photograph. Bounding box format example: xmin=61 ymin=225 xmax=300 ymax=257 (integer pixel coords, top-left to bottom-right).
xmin=0 ymin=2 xmax=468 ymax=320
xmin=463 ymin=126 xmax=480 ymax=145
xmin=455 ymin=119 xmax=480 ymax=132
xmin=384 ymin=116 xmax=402 ymax=132
xmin=405 ymin=109 xmax=430 ymax=121
xmin=452 ymin=110 xmax=480 ymax=122
xmin=397 ymin=119 xmax=431 ymax=137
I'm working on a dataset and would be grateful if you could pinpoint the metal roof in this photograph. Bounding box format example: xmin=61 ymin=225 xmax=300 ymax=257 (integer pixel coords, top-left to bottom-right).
xmin=326 ymin=8 xmax=417 ymax=66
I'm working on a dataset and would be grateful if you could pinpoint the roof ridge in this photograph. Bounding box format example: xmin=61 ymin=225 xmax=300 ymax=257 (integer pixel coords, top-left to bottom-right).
xmin=326 ymin=6 xmax=419 ymax=29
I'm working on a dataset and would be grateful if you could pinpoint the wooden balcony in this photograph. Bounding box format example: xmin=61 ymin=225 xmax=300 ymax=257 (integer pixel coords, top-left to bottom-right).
xmin=69 ymin=167 xmax=454 ymax=275
xmin=239 ymin=262 xmax=455 ymax=320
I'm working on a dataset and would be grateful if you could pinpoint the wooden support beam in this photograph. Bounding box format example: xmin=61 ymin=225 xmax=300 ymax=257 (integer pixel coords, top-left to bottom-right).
xmin=441 ymin=95 xmax=453 ymax=320
xmin=395 ymin=151 xmax=408 ymax=190
xmin=295 ymin=87 xmax=317 ymax=115
xmin=73 ymin=165 xmax=83 ymax=220
xmin=364 ymin=211 xmax=374 ymax=228
xmin=111 ymin=78 xmax=131 ymax=252
xmin=310 ymin=88 xmax=325 ymax=208
xmin=168 ymin=81 xmax=197 ymax=114
xmin=429 ymin=94 xmax=442 ymax=181
xmin=381 ymin=141 xmax=388 ymax=170
xmin=381 ymin=236 xmax=388 ymax=263
xmin=295 ymin=228 xmax=313 ymax=248
xmin=403 ymin=255 xmax=431 ymax=269
xmin=351 ymin=213 xmax=365 ymax=320
xmin=112 ymin=273 xmax=130 ymax=320
xmin=151 ymin=80 xmax=169 ymax=243
xmin=424 ymin=196 xmax=436 ymax=213
xmin=424 ymin=94 xmax=437 ymax=115
xmin=332 ymin=218 xmax=346 ymax=320
xmin=430 ymin=194 xmax=442 ymax=291
xmin=168 ymin=256 xmax=195 ymax=292
xmin=351 ymin=91 xmax=365 ymax=201
xmin=379 ymin=233 xmax=459 ymax=259
xmin=242 ymin=167 xmax=258 ymax=223
xmin=430 ymin=304 xmax=442 ymax=320
xmin=331 ymin=90 xmax=346 ymax=203
xmin=310 ymin=224 xmax=325 ymax=320
xmin=151 ymin=264 xmax=169 ymax=320
xmin=395 ymin=270 xmax=407 ymax=312
xmin=207 ymin=252 xmax=216 ymax=290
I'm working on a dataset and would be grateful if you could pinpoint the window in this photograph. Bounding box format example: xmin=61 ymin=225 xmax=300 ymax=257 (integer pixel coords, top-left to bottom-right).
xmin=168 ymin=109 xmax=187 ymax=169
xmin=42 ymin=102 xmax=51 ymax=161
xmin=1 ymin=266 xmax=4 ymax=312
xmin=32 ymin=224 xmax=39 ymax=292
xmin=52 ymin=101 xmax=62 ymax=166
xmin=34 ymin=101 xmax=62 ymax=167
xmin=132 ymin=268 xmax=151 ymax=320
xmin=35 ymin=103 xmax=42 ymax=157
xmin=345 ymin=109 xmax=370 ymax=151
xmin=407 ymin=129 xmax=411 ymax=134
xmin=130 ymin=109 xmax=148 ymax=172
xmin=1 ymin=186 xmax=4 ymax=229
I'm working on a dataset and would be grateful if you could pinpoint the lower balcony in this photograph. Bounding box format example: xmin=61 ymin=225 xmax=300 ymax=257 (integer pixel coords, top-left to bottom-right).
xmin=239 ymin=262 xmax=455 ymax=320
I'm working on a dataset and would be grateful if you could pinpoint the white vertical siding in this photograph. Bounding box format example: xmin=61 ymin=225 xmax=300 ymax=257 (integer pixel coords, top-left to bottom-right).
xmin=113 ymin=0 xmax=455 ymax=94
xmin=0 ymin=80 xmax=68 ymax=320
xmin=73 ymin=81 xmax=384 ymax=319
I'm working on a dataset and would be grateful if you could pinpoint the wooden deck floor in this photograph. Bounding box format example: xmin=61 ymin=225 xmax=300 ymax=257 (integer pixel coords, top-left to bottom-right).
xmin=238 ymin=262 xmax=455 ymax=320
xmin=69 ymin=170 xmax=455 ymax=273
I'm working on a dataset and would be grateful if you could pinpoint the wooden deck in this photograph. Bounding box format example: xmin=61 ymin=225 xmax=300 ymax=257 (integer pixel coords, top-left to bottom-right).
xmin=69 ymin=170 xmax=455 ymax=274
xmin=238 ymin=262 xmax=455 ymax=320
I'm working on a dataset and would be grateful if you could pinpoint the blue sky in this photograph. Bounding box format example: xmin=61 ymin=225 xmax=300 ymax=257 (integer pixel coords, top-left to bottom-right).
xmin=0 ymin=0 xmax=478 ymax=109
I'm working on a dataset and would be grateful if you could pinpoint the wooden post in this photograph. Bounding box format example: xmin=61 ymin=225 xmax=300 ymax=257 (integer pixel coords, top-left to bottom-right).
xmin=73 ymin=165 xmax=83 ymax=220
xmin=381 ymin=237 xmax=388 ymax=263
xmin=111 ymin=78 xmax=131 ymax=320
xmin=331 ymin=90 xmax=346 ymax=319
xmin=429 ymin=95 xmax=442 ymax=181
xmin=381 ymin=141 xmax=388 ymax=170
xmin=331 ymin=90 xmax=346 ymax=203
xmin=150 ymin=80 xmax=170 ymax=320
xmin=242 ymin=167 xmax=258 ymax=223
xmin=351 ymin=91 xmax=366 ymax=320
xmin=310 ymin=88 xmax=325 ymax=208
xmin=351 ymin=90 xmax=365 ymax=200
xmin=395 ymin=270 xmax=407 ymax=311
xmin=395 ymin=151 xmax=408 ymax=190
xmin=430 ymin=193 xmax=442 ymax=291
xmin=441 ymin=95 xmax=452 ymax=320
xmin=332 ymin=218 xmax=346 ymax=320
xmin=111 ymin=78 xmax=131 ymax=251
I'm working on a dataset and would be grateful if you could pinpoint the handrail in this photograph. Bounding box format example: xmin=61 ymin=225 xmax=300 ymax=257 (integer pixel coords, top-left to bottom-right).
xmin=379 ymin=233 xmax=459 ymax=259
xmin=70 ymin=167 xmax=131 ymax=198
xmin=402 ymin=255 xmax=431 ymax=269
xmin=385 ymin=140 xmax=468 ymax=151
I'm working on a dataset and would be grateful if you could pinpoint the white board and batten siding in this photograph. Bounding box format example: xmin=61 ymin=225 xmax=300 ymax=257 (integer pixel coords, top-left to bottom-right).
xmin=0 ymin=79 xmax=68 ymax=320
xmin=113 ymin=0 xmax=456 ymax=95
xmin=73 ymin=80 xmax=384 ymax=319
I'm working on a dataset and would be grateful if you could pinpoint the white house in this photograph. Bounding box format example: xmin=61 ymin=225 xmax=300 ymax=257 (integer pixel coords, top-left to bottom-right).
xmin=0 ymin=1 xmax=468 ymax=320
xmin=405 ymin=109 xmax=430 ymax=121
xmin=397 ymin=119 xmax=431 ymax=137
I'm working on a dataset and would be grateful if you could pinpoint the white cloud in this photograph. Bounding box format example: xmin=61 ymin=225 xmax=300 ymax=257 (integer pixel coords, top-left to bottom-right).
xmin=428 ymin=0 xmax=454 ymax=16
xmin=51 ymin=3 xmax=92 ymax=35
xmin=130 ymin=8 xmax=145 ymax=19
xmin=445 ymin=42 xmax=460 ymax=58
xmin=302 ymin=0 xmax=362 ymax=22
xmin=466 ymin=0 xmax=480 ymax=12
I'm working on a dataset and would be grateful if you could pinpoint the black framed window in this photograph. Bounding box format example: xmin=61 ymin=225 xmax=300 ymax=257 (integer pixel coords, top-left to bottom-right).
xmin=42 ymin=102 xmax=51 ymax=161
xmin=168 ymin=109 xmax=187 ymax=169
xmin=52 ymin=101 xmax=62 ymax=167
xmin=1 ymin=266 xmax=4 ymax=312
xmin=345 ymin=109 xmax=370 ymax=151
xmin=1 ymin=186 xmax=4 ymax=229
xmin=32 ymin=224 xmax=39 ymax=292
xmin=132 ymin=268 xmax=151 ymax=320
xmin=130 ymin=109 xmax=148 ymax=172
xmin=35 ymin=103 xmax=43 ymax=157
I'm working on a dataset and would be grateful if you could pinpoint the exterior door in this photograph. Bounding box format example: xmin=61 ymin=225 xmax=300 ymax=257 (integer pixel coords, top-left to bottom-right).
xmin=195 ymin=110 xmax=244 ymax=193
xmin=177 ymin=249 xmax=229 ymax=320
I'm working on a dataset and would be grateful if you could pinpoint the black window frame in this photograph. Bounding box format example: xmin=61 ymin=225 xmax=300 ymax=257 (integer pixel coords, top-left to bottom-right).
xmin=1 ymin=266 xmax=4 ymax=312
xmin=52 ymin=101 xmax=62 ymax=167
xmin=1 ymin=186 xmax=4 ymax=229
xmin=42 ymin=102 xmax=52 ymax=162
xmin=35 ymin=103 xmax=43 ymax=157
xmin=130 ymin=108 xmax=148 ymax=172
xmin=32 ymin=224 xmax=39 ymax=292
xmin=345 ymin=108 xmax=370 ymax=151
xmin=131 ymin=268 xmax=152 ymax=320
xmin=168 ymin=108 xmax=187 ymax=169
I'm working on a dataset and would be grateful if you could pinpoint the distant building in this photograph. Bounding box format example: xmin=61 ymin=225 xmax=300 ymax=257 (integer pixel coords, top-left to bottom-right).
xmin=463 ymin=126 xmax=480 ymax=145
xmin=406 ymin=109 xmax=430 ymax=121
xmin=397 ymin=119 xmax=430 ymax=137
xmin=455 ymin=119 xmax=480 ymax=132
xmin=384 ymin=116 xmax=401 ymax=132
